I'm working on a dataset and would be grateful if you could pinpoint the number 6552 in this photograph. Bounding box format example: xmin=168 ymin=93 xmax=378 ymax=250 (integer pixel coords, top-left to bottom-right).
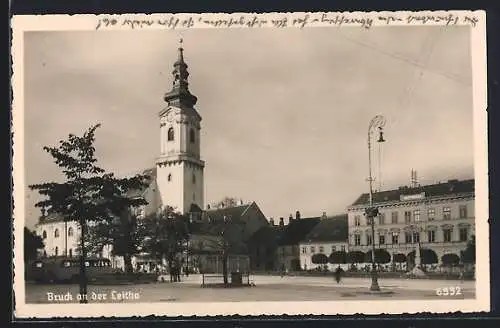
xmin=436 ymin=286 xmax=462 ymax=296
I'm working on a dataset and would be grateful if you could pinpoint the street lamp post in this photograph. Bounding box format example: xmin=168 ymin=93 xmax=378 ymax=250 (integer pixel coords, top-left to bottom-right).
xmin=365 ymin=115 xmax=386 ymax=292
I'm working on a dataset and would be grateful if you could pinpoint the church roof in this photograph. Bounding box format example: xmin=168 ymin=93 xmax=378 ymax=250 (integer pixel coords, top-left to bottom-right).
xmin=202 ymin=203 xmax=253 ymax=223
xmin=124 ymin=167 xmax=157 ymax=198
xmin=302 ymin=214 xmax=348 ymax=243
xmin=350 ymin=179 xmax=475 ymax=207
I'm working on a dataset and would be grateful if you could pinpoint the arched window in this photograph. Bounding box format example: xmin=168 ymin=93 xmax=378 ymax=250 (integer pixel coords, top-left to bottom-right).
xmin=69 ymin=249 xmax=73 ymax=257
xmin=68 ymin=227 xmax=74 ymax=237
xmin=42 ymin=231 xmax=47 ymax=239
xmin=192 ymin=173 xmax=196 ymax=184
xmin=190 ymin=128 xmax=195 ymax=143
xmin=55 ymin=247 xmax=59 ymax=256
xmin=167 ymin=127 xmax=174 ymax=141
xmin=54 ymin=229 xmax=60 ymax=238
xmin=193 ymin=193 xmax=196 ymax=201
xmin=168 ymin=173 xmax=172 ymax=182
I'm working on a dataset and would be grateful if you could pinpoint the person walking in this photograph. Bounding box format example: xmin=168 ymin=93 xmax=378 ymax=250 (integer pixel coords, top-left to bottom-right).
xmin=334 ymin=266 xmax=343 ymax=284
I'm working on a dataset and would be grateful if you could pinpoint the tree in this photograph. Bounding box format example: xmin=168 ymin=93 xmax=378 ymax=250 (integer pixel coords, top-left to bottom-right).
xmin=347 ymin=251 xmax=365 ymax=264
xmin=328 ymin=251 xmax=347 ymax=267
xmin=365 ymin=249 xmax=391 ymax=264
xmin=392 ymin=253 xmax=407 ymax=263
xmin=29 ymin=124 xmax=148 ymax=303
xmin=24 ymin=228 xmax=44 ymax=261
xmin=87 ymin=210 xmax=144 ymax=274
xmin=211 ymin=197 xmax=241 ymax=209
xmin=139 ymin=206 xmax=190 ymax=282
xmin=441 ymin=253 xmax=460 ymax=267
xmin=407 ymin=248 xmax=439 ymax=265
xmin=311 ymin=253 xmax=328 ymax=265
xmin=204 ymin=216 xmax=247 ymax=285
xmin=461 ymin=235 xmax=476 ymax=264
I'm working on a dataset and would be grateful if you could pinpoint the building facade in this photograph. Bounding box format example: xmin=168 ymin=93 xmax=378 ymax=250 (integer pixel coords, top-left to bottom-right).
xmin=276 ymin=212 xmax=321 ymax=271
xmin=347 ymin=179 xmax=475 ymax=268
xmin=299 ymin=214 xmax=349 ymax=271
xmin=34 ymin=215 xmax=114 ymax=260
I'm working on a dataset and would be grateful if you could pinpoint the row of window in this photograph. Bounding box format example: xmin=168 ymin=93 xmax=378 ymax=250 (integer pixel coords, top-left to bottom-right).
xmin=352 ymin=227 xmax=469 ymax=246
xmin=301 ymin=245 xmax=347 ymax=254
xmin=166 ymin=127 xmax=196 ymax=143
xmin=42 ymin=227 xmax=74 ymax=239
xmin=354 ymin=205 xmax=468 ymax=226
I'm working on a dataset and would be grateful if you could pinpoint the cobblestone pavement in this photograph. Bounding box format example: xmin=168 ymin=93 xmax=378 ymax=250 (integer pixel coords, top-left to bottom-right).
xmin=25 ymin=274 xmax=475 ymax=303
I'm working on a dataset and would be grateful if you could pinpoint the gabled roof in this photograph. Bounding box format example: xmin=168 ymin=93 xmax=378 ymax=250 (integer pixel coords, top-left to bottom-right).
xmin=350 ymin=179 xmax=474 ymax=207
xmin=202 ymin=202 xmax=253 ymax=224
xmin=278 ymin=217 xmax=321 ymax=246
xmin=303 ymin=214 xmax=348 ymax=243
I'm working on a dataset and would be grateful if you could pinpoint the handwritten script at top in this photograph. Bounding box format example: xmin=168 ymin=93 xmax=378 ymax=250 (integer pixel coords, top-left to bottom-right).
xmin=95 ymin=13 xmax=480 ymax=30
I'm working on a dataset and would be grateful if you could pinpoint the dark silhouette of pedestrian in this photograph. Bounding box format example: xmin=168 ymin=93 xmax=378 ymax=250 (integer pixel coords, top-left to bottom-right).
xmin=334 ymin=266 xmax=343 ymax=283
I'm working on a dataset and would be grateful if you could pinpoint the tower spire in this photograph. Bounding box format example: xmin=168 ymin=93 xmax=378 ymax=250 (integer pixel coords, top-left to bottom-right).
xmin=164 ymin=38 xmax=198 ymax=108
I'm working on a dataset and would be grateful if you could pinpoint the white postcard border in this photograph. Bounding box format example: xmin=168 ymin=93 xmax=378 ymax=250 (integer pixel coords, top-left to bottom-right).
xmin=11 ymin=11 xmax=489 ymax=318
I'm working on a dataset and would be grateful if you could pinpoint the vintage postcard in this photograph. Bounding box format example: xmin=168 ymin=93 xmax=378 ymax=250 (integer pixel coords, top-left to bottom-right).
xmin=11 ymin=11 xmax=489 ymax=318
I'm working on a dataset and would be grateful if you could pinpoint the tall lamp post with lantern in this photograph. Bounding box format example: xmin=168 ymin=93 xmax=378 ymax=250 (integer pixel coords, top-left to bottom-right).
xmin=365 ymin=115 xmax=387 ymax=292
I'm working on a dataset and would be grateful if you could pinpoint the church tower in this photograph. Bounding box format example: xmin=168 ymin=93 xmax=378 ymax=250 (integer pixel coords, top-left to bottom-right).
xmin=156 ymin=39 xmax=205 ymax=215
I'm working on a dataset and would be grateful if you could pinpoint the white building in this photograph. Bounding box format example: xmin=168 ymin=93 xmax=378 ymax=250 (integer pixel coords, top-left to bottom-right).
xmin=347 ymin=179 xmax=475 ymax=268
xmin=34 ymin=215 xmax=113 ymax=260
xmin=299 ymin=214 xmax=349 ymax=271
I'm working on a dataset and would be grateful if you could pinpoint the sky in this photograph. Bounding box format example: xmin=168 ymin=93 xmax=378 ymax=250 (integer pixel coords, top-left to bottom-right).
xmin=23 ymin=26 xmax=474 ymax=229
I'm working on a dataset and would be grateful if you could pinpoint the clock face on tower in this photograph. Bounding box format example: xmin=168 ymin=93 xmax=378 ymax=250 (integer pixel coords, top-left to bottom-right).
xmin=166 ymin=107 xmax=180 ymax=122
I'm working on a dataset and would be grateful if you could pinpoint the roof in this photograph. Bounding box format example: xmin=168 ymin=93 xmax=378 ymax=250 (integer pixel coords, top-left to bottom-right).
xmin=124 ymin=167 xmax=157 ymax=198
xmin=249 ymin=225 xmax=283 ymax=245
xmin=302 ymin=214 xmax=348 ymax=243
xmin=37 ymin=212 xmax=66 ymax=224
xmin=278 ymin=217 xmax=321 ymax=246
xmin=350 ymin=179 xmax=475 ymax=207
xmin=202 ymin=203 xmax=253 ymax=224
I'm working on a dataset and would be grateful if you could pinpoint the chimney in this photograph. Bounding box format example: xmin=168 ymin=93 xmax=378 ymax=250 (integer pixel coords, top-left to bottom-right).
xmin=279 ymin=217 xmax=284 ymax=227
xmin=322 ymin=212 xmax=327 ymax=219
xmin=288 ymin=214 xmax=293 ymax=223
xmin=269 ymin=218 xmax=275 ymax=226
xmin=296 ymin=211 xmax=301 ymax=220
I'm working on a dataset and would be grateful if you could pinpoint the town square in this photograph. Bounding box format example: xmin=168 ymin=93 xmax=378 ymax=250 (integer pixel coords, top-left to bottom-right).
xmin=13 ymin=12 xmax=488 ymax=316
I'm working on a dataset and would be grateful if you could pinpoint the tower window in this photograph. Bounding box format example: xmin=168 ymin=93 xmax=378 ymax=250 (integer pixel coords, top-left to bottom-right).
xmin=168 ymin=173 xmax=172 ymax=182
xmin=167 ymin=127 xmax=174 ymax=141
xmin=55 ymin=247 xmax=59 ymax=256
xmin=190 ymin=128 xmax=195 ymax=143
xmin=42 ymin=231 xmax=47 ymax=239
xmin=68 ymin=227 xmax=74 ymax=237
xmin=192 ymin=173 xmax=196 ymax=184
xmin=54 ymin=229 xmax=60 ymax=238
